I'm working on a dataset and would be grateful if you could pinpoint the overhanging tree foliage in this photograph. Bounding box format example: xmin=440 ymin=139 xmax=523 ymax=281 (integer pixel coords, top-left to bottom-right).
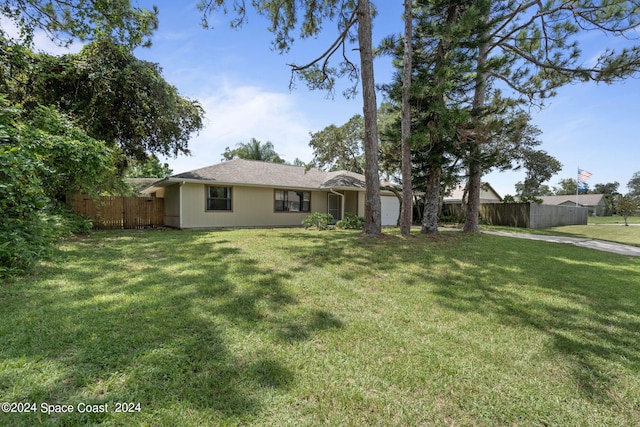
xmin=26 ymin=41 xmax=204 ymax=162
xmin=463 ymin=0 xmax=640 ymax=232
xmin=2 ymin=1 xmax=202 ymax=163
xmin=0 ymin=0 xmax=158 ymax=48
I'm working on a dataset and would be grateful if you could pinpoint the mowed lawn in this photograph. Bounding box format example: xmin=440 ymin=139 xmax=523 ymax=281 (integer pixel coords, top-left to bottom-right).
xmin=1 ymin=228 xmax=640 ymax=426
xmin=484 ymin=215 xmax=640 ymax=247
xmin=588 ymin=215 xmax=640 ymax=226
xmin=544 ymin=224 xmax=640 ymax=247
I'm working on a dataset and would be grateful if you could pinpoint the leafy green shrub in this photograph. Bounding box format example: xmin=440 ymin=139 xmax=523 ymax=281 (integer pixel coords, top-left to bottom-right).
xmin=336 ymin=212 xmax=365 ymax=229
xmin=0 ymin=113 xmax=50 ymax=279
xmin=45 ymin=205 xmax=94 ymax=237
xmin=302 ymin=212 xmax=334 ymax=230
xmin=0 ymin=214 xmax=53 ymax=279
xmin=439 ymin=214 xmax=463 ymax=224
xmin=0 ymin=97 xmax=106 ymax=280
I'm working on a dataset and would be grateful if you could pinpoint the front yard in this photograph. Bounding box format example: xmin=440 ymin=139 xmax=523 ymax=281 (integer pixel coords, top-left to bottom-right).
xmin=482 ymin=215 xmax=640 ymax=247
xmin=1 ymin=228 xmax=639 ymax=426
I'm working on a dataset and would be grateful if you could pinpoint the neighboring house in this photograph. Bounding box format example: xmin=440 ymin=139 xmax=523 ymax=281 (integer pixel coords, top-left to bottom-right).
xmin=142 ymin=159 xmax=400 ymax=229
xmin=439 ymin=182 xmax=502 ymax=218
xmin=127 ymin=178 xmax=161 ymax=195
xmin=538 ymin=194 xmax=608 ymax=216
xmin=443 ymin=183 xmax=503 ymax=204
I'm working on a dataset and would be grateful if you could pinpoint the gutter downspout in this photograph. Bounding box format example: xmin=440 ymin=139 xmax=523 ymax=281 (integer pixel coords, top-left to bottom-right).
xmin=329 ymin=189 xmax=344 ymax=221
xmin=179 ymin=181 xmax=185 ymax=229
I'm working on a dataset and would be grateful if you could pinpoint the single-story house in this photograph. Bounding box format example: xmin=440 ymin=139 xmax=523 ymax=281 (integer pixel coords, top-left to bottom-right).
xmin=538 ymin=194 xmax=608 ymax=216
xmin=127 ymin=178 xmax=162 ymax=195
xmin=439 ymin=182 xmax=502 ymax=218
xmin=142 ymin=159 xmax=400 ymax=229
xmin=443 ymin=182 xmax=503 ymax=204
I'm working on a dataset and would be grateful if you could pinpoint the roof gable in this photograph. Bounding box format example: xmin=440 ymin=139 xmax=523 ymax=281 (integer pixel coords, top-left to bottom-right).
xmin=322 ymin=171 xmax=366 ymax=189
xmin=539 ymin=194 xmax=606 ymax=206
xmin=445 ymin=183 xmax=502 ymax=202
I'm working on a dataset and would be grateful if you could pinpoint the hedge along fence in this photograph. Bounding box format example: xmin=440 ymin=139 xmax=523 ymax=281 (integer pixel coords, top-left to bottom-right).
xmin=444 ymin=203 xmax=588 ymax=229
xmin=70 ymin=194 xmax=164 ymax=230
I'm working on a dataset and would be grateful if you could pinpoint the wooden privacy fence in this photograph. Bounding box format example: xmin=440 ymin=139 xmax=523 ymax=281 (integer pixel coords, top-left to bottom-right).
xmin=444 ymin=202 xmax=588 ymax=228
xmin=71 ymin=194 xmax=164 ymax=230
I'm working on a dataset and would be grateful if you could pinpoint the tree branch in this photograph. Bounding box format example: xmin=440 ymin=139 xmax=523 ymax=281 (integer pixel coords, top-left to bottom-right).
xmin=286 ymin=7 xmax=358 ymax=92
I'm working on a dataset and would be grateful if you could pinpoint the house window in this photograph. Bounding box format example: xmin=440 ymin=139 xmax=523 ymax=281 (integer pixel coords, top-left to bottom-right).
xmin=275 ymin=190 xmax=311 ymax=212
xmin=207 ymin=186 xmax=232 ymax=211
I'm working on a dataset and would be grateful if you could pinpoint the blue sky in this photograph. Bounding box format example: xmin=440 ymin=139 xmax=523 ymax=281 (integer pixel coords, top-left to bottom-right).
xmin=12 ymin=1 xmax=640 ymax=196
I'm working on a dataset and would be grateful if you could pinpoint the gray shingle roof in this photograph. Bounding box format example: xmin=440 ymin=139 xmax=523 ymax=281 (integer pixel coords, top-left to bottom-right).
xmin=166 ymin=159 xmax=373 ymax=190
xmin=539 ymin=194 xmax=606 ymax=206
xmin=127 ymin=178 xmax=162 ymax=192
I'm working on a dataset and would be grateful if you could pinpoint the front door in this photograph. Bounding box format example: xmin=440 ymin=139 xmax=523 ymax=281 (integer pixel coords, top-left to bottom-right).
xmin=328 ymin=193 xmax=342 ymax=221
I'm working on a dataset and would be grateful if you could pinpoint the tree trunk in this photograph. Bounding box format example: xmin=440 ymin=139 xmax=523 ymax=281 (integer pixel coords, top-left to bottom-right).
xmin=421 ymin=167 xmax=441 ymax=234
xmin=463 ymin=36 xmax=489 ymax=233
xmin=357 ymin=0 xmax=381 ymax=236
xmin=418 ymin=3 xmax=461 ymax=235
xmin=459 ymin=180 xmax=469 ymax=222
xmin=399 ymin=0 xmax=413 ymax=236
xmin=464 ymin=161 xmax=482 ymax=231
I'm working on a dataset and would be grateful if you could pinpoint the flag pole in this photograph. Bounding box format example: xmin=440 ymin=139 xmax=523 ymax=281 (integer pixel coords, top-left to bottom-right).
xmin=576 ymin=167 xmax=579 ymax=207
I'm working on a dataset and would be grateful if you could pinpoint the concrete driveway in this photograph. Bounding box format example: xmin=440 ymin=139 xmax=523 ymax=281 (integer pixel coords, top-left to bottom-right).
xmin=483 ymin=231 xmax=640 ymax=257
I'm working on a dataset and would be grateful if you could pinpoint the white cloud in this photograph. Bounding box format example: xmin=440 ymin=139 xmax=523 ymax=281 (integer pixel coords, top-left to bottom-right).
xmin=164 ymin=81 xmax=316 ymax=173
xmin=32 ymin=32 xmax=83 ymax=55
xmin=1 ymin=15 xmax=83 ymax=55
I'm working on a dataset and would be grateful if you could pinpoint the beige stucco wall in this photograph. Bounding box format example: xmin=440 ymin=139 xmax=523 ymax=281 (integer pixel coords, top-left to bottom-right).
xmin=343 ymin=190 xmax=360 ymax=215
xmin=358 ymin=192 xmax=365 ymax=215
xmin=444 ymin=185 xmax=501 ymax=204
xmin=151 ymin=187 xmax=165 ymax=198
xmin=177 ymin=183 xmax=329 ymax=228
xmin=162 ymin=183 xmax=399 ymax=229
xmin=163 ymin=184 xmax=181 ymax=228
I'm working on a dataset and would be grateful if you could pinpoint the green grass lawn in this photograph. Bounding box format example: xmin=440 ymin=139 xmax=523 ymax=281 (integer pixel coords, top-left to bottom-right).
xmin=588 ymin=215 xmax=640 ymax=225
xmin=544 ymin=224 xmax=640 ymax=247
xmin=482 ymin=215 xmax=640 ymax=247
xmin=2 ymin=228 xmax=640 ymax=426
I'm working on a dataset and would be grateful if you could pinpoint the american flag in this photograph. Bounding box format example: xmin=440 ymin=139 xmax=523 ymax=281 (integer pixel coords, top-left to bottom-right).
xmin=578 ymin=169 xmax=592 ymax=182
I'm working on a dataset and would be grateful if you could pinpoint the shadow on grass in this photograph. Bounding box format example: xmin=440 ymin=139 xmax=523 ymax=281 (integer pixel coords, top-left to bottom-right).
xmin=429 ymin=234 xmax=640 ymax=403
xmin=282 ymin=229 xmax=640 ymax=405
xmin=2 ymin=228 xmax=638 ymax=424
xmin=0 ymin=229 xmax=343 ymax=425
xmin=276 ymin=229 xmax=466 ymax=279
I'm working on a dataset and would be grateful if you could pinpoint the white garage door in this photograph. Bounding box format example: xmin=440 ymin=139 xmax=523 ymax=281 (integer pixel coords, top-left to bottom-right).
xmin=380 ymin=195 xmax=400 ymax=226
